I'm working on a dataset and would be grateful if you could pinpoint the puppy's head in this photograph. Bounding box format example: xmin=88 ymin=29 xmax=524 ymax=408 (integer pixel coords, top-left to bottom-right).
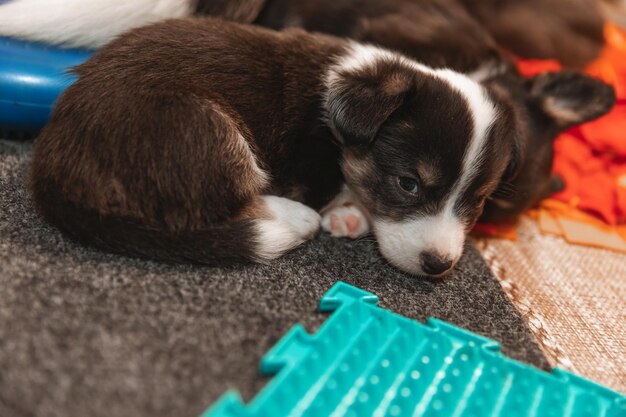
xmin=325 ymin=44 xmax=516 ymax=276
xmin=480 ymin=71 xmax=616 ymax=223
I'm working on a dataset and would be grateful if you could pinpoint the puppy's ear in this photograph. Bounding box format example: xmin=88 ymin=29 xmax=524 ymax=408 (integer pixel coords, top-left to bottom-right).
xmin=526 ymin=71 xmax=615 ymax=130
xmin=326 ymin=63 xmax=415 ymax=146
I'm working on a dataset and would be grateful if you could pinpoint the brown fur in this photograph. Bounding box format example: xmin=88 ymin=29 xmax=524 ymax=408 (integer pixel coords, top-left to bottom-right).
xmin=600 ymin=0 xmax=626 ymax=29
xmin=199 ymin=0 xmax=606 ymax=68
xmin=255 ymin=0 xmax=605 ymax=69
xmin=480 ymin=71 xmax=615 ymax=222
xmin=194 ymin=0 xmax=267 ymax=23
xmin=234 ymin=196 xmax=273 ymax=221
xmin=457 ymin=0 xmax=605 ymax=68
xmin=257 ymin=0 xmax=503 ymax=73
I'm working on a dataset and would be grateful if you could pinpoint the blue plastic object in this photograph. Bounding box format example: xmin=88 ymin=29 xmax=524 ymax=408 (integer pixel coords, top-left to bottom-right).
xmin=201 ymin=281 xmax=626 ymax=417
xmin=0 ymin=37 xmax=93 ymax=138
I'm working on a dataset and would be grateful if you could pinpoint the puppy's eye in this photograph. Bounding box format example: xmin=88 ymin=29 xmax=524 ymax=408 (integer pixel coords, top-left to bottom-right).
xmin=397 ymin=177 xmax=420 ymax=194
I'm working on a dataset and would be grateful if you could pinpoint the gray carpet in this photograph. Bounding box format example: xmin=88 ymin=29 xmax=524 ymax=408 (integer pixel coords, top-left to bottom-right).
xmin=0 ymin=140 xmax=548 ymax=417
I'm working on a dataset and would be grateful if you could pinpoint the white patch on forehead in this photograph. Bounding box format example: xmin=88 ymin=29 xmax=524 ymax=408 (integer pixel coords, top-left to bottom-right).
xmin=409 ymin=68 xmax=496 ymax=264
xmin=326 ymin=43 xmax=432 ymax=87
xmin=433 ymin=68 xmax=497 ymax=219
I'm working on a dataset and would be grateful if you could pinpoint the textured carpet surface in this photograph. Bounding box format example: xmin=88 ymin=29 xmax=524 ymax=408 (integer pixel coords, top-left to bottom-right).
xmin=476 ymin=219 xmax=626 ymax=393
xmin=0 ymin=141 xmax=548 ymax=417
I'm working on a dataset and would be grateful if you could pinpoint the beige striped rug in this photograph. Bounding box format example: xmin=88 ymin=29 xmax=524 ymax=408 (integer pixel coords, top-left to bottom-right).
xmin=475 ymin=217 xmax=626 ymax=393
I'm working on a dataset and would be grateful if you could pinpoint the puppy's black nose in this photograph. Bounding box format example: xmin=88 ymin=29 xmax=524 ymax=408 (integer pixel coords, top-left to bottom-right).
xmin=420 ymin=252 xmax=454 ymax=276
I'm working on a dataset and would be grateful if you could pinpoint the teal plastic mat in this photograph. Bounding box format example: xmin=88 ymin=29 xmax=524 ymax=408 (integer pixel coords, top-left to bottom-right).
xmin=201 ymin=281 xmax=626 ymax=417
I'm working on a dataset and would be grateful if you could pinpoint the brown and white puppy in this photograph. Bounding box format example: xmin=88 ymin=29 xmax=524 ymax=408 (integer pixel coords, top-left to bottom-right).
xmin=32 ymin=18 xmax=520 ymax=276
xmin=256 ymin=0 xmax=616 ymax=229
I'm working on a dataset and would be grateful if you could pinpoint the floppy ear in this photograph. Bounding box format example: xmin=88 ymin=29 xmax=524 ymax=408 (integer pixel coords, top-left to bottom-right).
xmin=526 ymin=71 xmax=615 ymax=130
xmin=325 ymin=64 xmax=415 ymax=146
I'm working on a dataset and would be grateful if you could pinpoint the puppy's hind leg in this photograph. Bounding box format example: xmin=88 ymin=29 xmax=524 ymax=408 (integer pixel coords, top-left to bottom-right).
xmin=250 ymin=196 xmax=322 ymax=261
xmin=31 ymin=91 xmax=318 ymax=265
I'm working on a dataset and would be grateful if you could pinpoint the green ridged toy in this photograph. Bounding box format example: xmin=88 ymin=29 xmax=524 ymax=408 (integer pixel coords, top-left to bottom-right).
xmin=201 ymin=281 xmax=626 ymax=417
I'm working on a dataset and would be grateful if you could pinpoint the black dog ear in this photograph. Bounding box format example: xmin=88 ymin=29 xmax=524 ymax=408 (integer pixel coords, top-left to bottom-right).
xmin=325 ymin=63 xmax=415 ymax=146
xmin=526 ymin=71 xmax=616 ymax=130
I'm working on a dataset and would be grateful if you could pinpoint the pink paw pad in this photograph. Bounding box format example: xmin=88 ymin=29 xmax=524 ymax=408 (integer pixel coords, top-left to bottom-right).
xmin=322 ymin=204 xmax=370 ymax=239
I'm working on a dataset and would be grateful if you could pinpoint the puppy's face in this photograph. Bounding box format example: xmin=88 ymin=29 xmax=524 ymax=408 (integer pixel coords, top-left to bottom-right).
xmin=325 ymin=45 xmax=515 ymax=276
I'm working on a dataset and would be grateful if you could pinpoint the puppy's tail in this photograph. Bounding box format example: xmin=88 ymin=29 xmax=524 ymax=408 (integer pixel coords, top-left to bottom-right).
xmin=0 ymin=0 xmax=194 ymax=48
xmin=31 ymin=178 xmax=263 ymax=265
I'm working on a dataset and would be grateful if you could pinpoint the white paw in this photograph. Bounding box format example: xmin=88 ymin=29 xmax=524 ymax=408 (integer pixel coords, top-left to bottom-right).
xmin=254 ymin=196 xmax=321 ymax=261
xmin=322 ymin=204 xmax=370 ymax=239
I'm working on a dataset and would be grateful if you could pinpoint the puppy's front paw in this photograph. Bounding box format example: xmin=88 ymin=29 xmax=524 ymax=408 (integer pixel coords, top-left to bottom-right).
xmin=276 ymin=197 xmax=322 ymax=241
xmin=322 ymin=204 xmax=370 ymax=239
xmin=254 ymin=196 xmax=321 ymax=261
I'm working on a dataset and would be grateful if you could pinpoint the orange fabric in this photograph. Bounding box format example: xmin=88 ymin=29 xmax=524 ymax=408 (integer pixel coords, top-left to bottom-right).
xmin=472 ymin=222 xmax=518 ymax=240
xmin=549 ymin=24 xmax=626 ymax=227
xmin=516 ymin=59 xmax=562 ymax=77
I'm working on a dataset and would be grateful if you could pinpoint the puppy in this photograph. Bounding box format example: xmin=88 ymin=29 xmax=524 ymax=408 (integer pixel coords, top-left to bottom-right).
xmin=256 ymin=0 xmax=616 ymax=228
xmin=32 ymin=18 xmax=521 ymax=276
